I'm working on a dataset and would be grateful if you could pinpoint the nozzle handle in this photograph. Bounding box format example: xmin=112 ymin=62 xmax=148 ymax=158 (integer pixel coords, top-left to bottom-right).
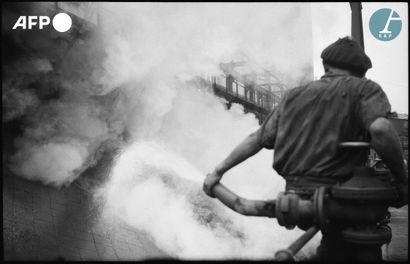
xmin=274 ymin=226 xmax=319 ymax=261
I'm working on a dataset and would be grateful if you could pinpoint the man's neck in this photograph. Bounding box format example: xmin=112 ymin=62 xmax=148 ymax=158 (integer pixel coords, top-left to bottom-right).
xmin=327 ymin=67 xmax=352 ymax=76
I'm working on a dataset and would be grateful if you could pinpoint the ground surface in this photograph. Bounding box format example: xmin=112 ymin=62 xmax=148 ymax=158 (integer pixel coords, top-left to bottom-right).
xmin=384 ymin=206 xmax=408 ymax=261
xmin=2 ymin=165 xmax=168 ymax=261
xmin=2 ymin=162 xmax=408 ymax=261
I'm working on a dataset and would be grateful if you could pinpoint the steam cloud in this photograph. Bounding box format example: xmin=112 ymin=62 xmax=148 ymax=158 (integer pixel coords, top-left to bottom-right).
xmin=3 ymin=2 xmax=319 ymax=259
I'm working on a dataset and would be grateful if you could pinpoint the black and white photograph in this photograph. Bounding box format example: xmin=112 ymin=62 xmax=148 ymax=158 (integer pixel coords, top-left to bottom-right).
xmin=2 ymin=2 xmax=408 ymax=261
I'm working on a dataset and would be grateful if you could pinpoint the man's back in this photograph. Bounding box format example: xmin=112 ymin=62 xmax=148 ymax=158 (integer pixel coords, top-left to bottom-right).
xmin=259 ymin=72 xmax=391 ymax=182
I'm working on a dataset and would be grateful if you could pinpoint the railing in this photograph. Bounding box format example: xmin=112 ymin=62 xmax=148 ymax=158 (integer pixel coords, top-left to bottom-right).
xmin=211 ymin=74 xmax=279 ymax=112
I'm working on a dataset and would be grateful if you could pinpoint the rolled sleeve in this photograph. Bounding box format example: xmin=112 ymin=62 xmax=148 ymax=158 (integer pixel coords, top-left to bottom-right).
xmin=359 ymin=81 xmax=391 ymax=129
xmin=257 ymin=108 xmax=280 ymax=149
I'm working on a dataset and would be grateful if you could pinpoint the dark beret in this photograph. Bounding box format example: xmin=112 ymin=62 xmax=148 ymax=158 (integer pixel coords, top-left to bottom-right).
xmin=321 ymin=37 xmax=372 ymax=72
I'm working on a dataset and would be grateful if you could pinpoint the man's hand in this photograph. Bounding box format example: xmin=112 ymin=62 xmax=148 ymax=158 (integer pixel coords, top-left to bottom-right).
xmin=203 ymin=170 xmax=223 ymax=198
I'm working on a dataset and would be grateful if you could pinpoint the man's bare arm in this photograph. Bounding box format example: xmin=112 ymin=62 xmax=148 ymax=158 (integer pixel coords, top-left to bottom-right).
xmin=369 ymin=117 xmax=407 ymax=183
xmin=215 ymin=131 xmax=263 ymax=174
xmin=203 ymin=130 xmax=263 ymax=197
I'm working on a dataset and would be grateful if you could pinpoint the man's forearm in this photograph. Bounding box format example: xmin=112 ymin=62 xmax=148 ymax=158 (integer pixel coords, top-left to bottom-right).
xmin=215 ymin=131 xmax=263 ymax=175
xmin=370 ymin=118 xmax=407 ymax=183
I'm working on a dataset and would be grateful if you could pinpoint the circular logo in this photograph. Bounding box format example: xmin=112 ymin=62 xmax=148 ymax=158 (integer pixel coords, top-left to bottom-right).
xmin=52 ymin=13 xmax=72 ymax=33
xmin=369 ymin=8 xmax=402 ymax=41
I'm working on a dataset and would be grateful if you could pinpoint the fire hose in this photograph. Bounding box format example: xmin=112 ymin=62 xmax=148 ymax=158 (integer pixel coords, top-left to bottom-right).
xmin=209 ymin=142 xmax=400 ymax=261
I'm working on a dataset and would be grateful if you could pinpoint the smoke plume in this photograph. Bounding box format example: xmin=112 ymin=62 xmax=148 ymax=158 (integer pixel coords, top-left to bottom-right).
xmin=3 ymin=2 xmax=319 ymax=259
xmin=93 ymin=2 xmax=319 ymax=259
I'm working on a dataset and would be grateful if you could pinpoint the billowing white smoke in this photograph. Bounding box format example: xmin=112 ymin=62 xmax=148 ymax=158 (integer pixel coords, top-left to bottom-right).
xmin=3 ymin=2 xmax=320 ymax=259
xmin=4 ymin=60 xmax=127 ymax=186
xmin=98 ymin=141 xmax=311 ymax=259
xmin=3 ymin=18 xmax=128 ymax=187
xmin=93 ymin=2 xmax=319 ymax=260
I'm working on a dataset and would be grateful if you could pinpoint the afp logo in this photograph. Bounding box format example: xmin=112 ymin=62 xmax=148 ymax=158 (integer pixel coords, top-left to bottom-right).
xmin=12 ymin=13 xmax=72 ymax=32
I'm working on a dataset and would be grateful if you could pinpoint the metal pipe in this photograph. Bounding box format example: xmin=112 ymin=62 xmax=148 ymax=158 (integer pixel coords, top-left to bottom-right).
xmin=212 ymin=183 xmax=276 ymax=217
xmin=350 ymin=2 xmax=365 ymax=49
xmin=274 ymin=226 xmax=320 ymax=261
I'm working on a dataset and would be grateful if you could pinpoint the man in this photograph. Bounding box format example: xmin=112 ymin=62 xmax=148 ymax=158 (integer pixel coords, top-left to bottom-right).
xmin=203 ymin=37 xmax=408 ymax=261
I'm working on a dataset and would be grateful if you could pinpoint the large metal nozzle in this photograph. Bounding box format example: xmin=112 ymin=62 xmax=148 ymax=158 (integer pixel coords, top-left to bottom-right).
xmin=211 ymin=183 xmax=317 ymax=260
